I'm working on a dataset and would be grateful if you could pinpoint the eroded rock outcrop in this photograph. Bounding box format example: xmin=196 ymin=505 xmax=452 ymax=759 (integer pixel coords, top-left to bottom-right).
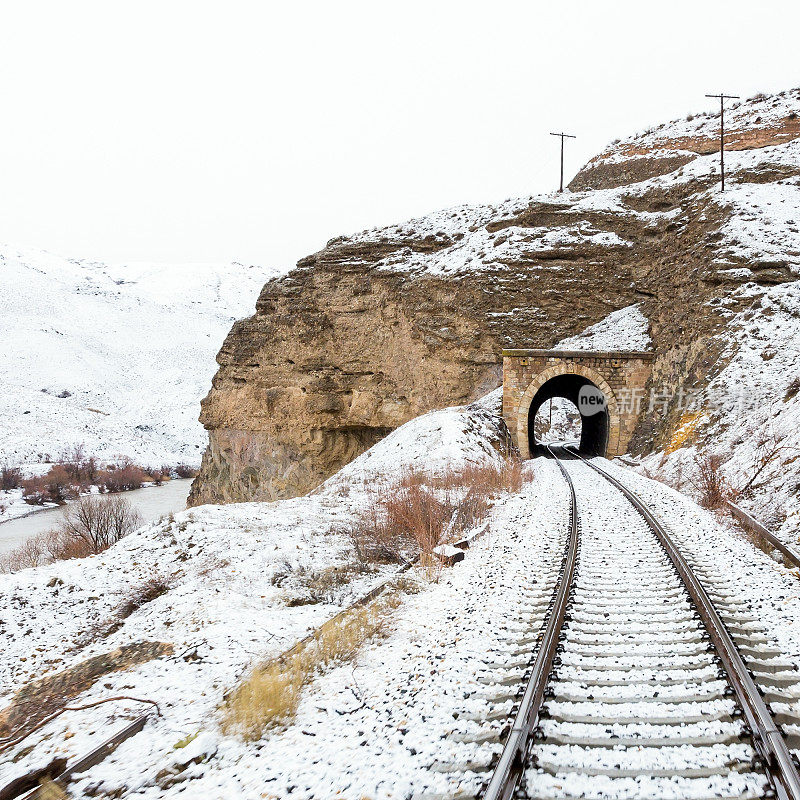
xmin=190 ymin=88 xmax=800 ymax=506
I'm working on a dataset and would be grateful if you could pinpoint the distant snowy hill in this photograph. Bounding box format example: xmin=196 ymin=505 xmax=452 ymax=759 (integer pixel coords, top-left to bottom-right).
xmin=0 ymin=245 xmax=286 ymax=466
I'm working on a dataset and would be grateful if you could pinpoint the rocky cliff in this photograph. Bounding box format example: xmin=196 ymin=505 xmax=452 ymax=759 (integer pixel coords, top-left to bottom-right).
xmin=190 ymin=88 xmax=800 ymax=512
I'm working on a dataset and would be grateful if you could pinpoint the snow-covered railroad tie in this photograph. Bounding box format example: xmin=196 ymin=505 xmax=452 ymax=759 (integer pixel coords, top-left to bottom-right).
xmin=485 ymin=446 xmax=800 ymax=800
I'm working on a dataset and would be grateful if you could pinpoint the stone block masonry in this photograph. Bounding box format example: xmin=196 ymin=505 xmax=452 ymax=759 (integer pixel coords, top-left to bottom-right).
xmin=503 ymin=349 xmax=654 ymax=459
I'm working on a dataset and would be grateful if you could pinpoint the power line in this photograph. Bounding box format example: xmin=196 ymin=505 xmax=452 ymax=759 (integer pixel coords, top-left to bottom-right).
xmin=550 ymin=132 xmax=576 ymax=192
xmin=705 ymin=93 xmax=740 ymax=191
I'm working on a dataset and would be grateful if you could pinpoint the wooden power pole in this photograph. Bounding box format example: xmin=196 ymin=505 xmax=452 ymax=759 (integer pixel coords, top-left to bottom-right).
xmin=550 ymin=132 xmax=576 ymax=192
xmin=705 ymin=93 xmax=740 ymax=191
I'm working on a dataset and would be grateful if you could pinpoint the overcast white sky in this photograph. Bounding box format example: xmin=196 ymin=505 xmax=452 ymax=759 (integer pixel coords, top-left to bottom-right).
xmin=1 ymin=1 xmax=798 ymax=269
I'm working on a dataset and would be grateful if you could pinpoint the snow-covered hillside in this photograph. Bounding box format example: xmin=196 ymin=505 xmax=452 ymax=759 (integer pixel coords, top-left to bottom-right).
xmin=0 ymin=397 xmax=518 ymax=796
xmin=0 ymin=245 xmax=287 ymax=466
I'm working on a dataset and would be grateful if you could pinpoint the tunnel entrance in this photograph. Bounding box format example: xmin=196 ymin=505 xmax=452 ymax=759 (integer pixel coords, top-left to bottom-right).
xmin=527 ymin=374 xmax=609 ymax=456
xmin=503 ymin=349 xmax=653 ymax=460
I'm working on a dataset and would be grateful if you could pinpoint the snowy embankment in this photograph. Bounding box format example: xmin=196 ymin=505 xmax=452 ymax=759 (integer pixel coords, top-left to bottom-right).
xmin=0 ymin=395 xmax=518 ymax=795
xmin=0 ymin=244 xmax=286 ymax=466
xmin=3 ymin=394 xmax=800 ymax=796
xmin=636 ymin=276 xmax=800 ymax=547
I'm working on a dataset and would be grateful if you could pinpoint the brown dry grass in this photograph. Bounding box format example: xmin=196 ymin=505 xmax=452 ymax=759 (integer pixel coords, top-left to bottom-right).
xmin=37 ymin=779 xmax=68 ymax=800
xmin=220 ymin=654 xmax=309 ymax=740
xmin=220 ymin=594 xmax=400 ymax=740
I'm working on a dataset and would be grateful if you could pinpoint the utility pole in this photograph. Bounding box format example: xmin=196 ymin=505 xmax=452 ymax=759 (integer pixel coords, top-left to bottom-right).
xmin=550 ymin=132 xmax=576 ymax=192
xmin=705 ymin=93 xmax=740 ymax=191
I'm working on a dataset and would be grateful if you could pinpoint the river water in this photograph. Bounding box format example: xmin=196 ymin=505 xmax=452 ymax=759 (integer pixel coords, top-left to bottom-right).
xmin=0 ymin=479 xmax=193 ymax=556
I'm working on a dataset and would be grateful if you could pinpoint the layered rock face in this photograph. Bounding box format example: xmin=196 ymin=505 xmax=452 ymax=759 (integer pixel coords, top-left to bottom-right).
xmin=190 ymin=88 xmax=800 ymax=506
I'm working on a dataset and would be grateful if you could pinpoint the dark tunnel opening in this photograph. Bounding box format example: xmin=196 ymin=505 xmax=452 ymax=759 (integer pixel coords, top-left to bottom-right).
xmin=528 ymin=374 xmax=609 ymax=456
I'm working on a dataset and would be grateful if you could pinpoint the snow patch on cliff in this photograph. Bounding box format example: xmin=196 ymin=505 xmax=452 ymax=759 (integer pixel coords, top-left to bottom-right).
xmin=556 ymin=304 xmax=652 ymax=351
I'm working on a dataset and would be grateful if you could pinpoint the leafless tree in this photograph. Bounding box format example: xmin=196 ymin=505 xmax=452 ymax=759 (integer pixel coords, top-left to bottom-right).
xmin=57 ymin=495 xmax=143 ymax=553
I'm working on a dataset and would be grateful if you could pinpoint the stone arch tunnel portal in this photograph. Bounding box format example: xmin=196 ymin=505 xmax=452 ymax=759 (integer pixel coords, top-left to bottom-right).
xmin=528 ymin=374 xmax=609 ymax=455
xmin=502 ymin=349 xmax=654 ymax=460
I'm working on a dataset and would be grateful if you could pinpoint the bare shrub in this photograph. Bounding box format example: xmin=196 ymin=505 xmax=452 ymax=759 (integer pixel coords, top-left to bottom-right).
xmin=55 ymin=495 xmax=143 ymax=554
xmin=383 ymin=480 xmax=455 ymax=557
xmin=59 ymin=443 xmax=97 ymax=484
xmin=174 ymin=464 xmax=198 ymax=479
xmin=1 ymin=496 xmax=143 ymax=572
xmin=349 ymin=458 xmax=525 ymax=566
xmin=99 ymin=464 xmax=147 ymax=493
xmin=21 ymin=474 xmax=50 ymax=504
xmin=1 ymin=464 xmax=22 ymax=490
xmin=457 ymin=459 xmax=524 ymax=496
xmin=692 ymin=452 xmax=736 ymax=510
xmin=42 ymin=527 xmax=94 ymax=561
xmin=21 ymin=466 xmax=79 ymax=505
xmin=347 ymin=493 xmax=413 ymax=565
xmin=739 ymin=425 xmax=800 ymax=496
xmin=0 ymin=535 xmax=47 ymax=573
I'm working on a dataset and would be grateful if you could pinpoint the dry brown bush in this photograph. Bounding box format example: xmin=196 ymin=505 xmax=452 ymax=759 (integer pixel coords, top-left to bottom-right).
xmin=1 ymin=464 xmax=22 ymax=490
xmin=1 ymin=495 xmax=142 ymax=573
xmin=348 ymin=457 xmax=526 ymax=566
xmin=56 ymin=494 xmax=143 ymax=552
xmin=383 ymin=479 xmax=455 ymax=555
xmin=692 ymin=452 xmax=737 ymax=510
xmin=99 ymin=464 xmax=147 ymax=493
xmin=0 ymin=535 xmax=47 ymax=572
xmin=59 ymin=443 xmax=98 ymax=484
xmin=21 ymin=466 xmax=80 ymax=505
xmin=41 ymin=528 xmax=94 ymax=561
xmin=174 ymin=463 xmax=198 ymax=479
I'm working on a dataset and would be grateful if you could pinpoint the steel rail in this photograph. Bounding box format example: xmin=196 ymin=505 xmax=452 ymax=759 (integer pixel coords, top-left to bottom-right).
xmin=482 ymin=444 xmax=580 ymax=800
xmin=12 ymin=714 xmax=150 ymax=800
xmin=566 ymin=447 xmax=800 ymax=800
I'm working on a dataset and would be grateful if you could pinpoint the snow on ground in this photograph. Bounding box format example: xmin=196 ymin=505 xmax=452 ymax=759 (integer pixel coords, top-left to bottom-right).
xmin=4 ymin=410 xmax=800 ymax=796
xmin=322 ymin=391 xmax=509 ymax=492
xmin=599 ymin=457 xmax=800 ymax=674
xmin=0 ymin=244 xmax=287 ymax=467
xmin=111 ymin=461 xmax=566 ymax=800
xmin=637 ymin=277 xmax=800 ymax=546
xmin=556 ymin=304 xmax=652 ymax=351
xmin=0 ymin=398 xmax=525 ymax=795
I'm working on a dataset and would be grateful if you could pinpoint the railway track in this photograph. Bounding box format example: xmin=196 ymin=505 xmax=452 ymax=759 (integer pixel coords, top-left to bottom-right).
xmin=484 ymin=445 xmax=800 ymax=800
